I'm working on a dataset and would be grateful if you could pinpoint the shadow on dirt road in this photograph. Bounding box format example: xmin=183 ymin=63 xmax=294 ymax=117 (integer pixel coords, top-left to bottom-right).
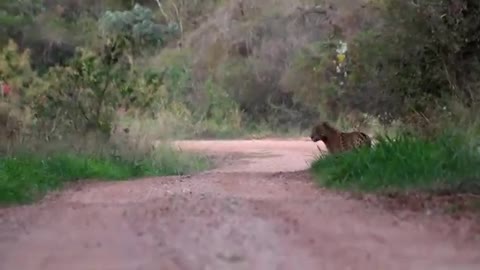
xmin=0 ymin=139 xmax=479 ymax=270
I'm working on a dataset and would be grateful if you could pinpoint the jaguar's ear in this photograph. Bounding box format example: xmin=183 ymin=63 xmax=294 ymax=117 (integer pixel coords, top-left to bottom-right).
xmin=321 ymin=121 xmax=338 ymax=133
xmin=312 ymin=121 xmax=322 ymax=130
xmin=321 ymin=121 xmax=332 ymax=129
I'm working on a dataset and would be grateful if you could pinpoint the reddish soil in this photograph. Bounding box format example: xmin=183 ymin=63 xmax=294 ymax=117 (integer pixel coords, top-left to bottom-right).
xmin=0 ymin=139 xmax=479 ymax=270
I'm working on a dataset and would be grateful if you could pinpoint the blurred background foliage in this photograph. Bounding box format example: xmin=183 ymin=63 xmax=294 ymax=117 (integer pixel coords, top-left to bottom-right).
xmin=1 ymin=0 xmax=479 ymax=144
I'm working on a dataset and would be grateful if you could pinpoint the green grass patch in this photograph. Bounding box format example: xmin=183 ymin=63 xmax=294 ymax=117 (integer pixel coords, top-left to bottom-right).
xmin=0 ymin=146 xmax=210 ymax=205
xmin=311 ymin=134 xmax=480 ymax=193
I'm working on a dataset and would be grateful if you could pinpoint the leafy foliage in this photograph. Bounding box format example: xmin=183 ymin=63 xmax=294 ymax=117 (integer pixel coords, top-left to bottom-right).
xmin=0 ymin=40 xmax=36 ymax=92
xmin=99 ymin=4 xmax=178 ymax=55
xmin=0 ymin=40 xmax=36 ymax=144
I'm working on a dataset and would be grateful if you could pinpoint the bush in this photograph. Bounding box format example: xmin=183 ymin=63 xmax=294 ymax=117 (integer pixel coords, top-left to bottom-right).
xmin=0 ymin=40 xmax=36 ymax=96
xmin=0 ymin=145 xmax=209 ymax=205
xmin=311 ymin=133 xmax=480 ymax=193
xmin=25 ymin=44 xmax=166 ymax=138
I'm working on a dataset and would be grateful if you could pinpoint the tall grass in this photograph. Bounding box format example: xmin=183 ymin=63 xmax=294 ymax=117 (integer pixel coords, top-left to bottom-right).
xmin=0 ymin=143 xmax=210 ymax=205
xmin=311 ymin=133 xmax=480 ymax=194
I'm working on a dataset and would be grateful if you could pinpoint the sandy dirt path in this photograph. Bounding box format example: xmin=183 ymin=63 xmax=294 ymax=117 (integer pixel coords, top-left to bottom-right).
xmin=0 ymin=138 xmax=479 ymax=270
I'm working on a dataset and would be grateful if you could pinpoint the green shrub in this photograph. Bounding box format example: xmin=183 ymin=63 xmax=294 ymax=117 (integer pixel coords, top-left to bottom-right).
xmin=311 ymin=133 xmax=480 ymax=193
xmin=26 ymin=46 xmax=165 ymax=138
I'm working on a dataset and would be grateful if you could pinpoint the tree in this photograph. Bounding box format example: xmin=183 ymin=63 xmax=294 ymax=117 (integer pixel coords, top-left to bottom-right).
xmin=98 ymin=4 xmax=178 ymax=59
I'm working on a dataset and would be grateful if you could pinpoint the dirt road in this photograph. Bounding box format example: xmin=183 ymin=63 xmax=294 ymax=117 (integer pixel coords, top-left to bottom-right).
xmin=0 ymin=139 xmax=479 ymax=270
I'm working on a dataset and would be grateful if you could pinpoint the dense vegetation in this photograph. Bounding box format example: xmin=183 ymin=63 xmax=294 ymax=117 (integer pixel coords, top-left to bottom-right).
xmin=1 ymin=0 xmax=480 ymax=203
xmin=311 ymin=0 xmax=480 ymax=200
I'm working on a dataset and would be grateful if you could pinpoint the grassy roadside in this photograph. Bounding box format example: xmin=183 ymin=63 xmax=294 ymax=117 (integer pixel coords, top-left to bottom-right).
xmin=310 ymin=134 xmax=480 ymax=196
xmin=0 ymin=146 xmax=210 ymax=205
